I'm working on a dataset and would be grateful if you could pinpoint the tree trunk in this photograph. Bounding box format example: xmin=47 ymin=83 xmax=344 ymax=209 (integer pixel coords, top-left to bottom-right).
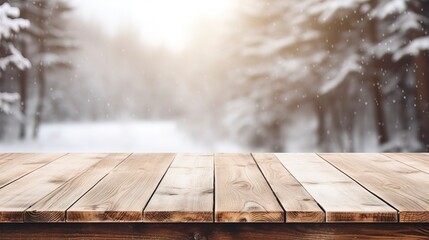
xmin=331 ymin=98 xmax=344 ymax=151
xmin=33 ymin=61 xmax=45 ymax=139
xmin=315 ymin=96 xmax=325 ymax=150
xmin=414 ymin=52 xmax=429 ymax=151
xmin=33 ymin=11 xmax=46 ymax=139
xmin=398 ymin=77 xmax=409 ymax=132
xmin=18 ymin=42 xmax=27 ymax=140
xmin=343 ymin=82 xmax=356 ymax=152
xmin=371 ymin=79 xmax=388 ymax=144
xmin=368 ymin=9 xmax=389 ymax=146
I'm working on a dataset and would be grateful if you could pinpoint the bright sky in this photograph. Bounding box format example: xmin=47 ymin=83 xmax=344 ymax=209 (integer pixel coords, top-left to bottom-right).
xmin=72 ymin=0 xmax=234 ymax=51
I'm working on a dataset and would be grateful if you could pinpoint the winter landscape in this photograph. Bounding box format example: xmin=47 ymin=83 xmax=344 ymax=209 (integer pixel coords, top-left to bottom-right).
xmin=1 ymin=0 xmax=429 ymax=152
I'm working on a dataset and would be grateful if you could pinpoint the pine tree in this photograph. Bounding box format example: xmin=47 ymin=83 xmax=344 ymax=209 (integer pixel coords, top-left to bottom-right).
xmin=383 ymin=0 xmax=429 ymax=151
xmin=224 ymin=0 xmax=322 ymax=151
xmin=0 ymin=2 xmax=30 ymax=114
xmin=29 ymin=0 xmax=74 ymax=138
xmin=222 ymin=0 xmax=429 ymax=151
xmin=7 ymin=0 xmax=74 ymax=139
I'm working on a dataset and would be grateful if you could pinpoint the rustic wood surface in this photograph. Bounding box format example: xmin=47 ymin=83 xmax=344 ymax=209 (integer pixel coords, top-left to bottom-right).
xmin=252 ymin=153 xmax=325 ymax=222
xmin=0 ymin=153 xmax=428 ymax=225
xmin=0 ymin=153 xmax=66 ymax=188
xmin=275 ymin=153 xmax=397 ymax=222
xmin=144 ymin=153 xmax=214 ymax=222
xmin=215 ymin=153 xmax=284 ymax=222
xmin=0 ymin=223 xmax=428 ymax=239
xmin=0 ymin=153 xmax=30 ymax=166
xmin=24 ymin=154 xmax=130 ymax=222
xmin=0 ymin=154 xmax=107 ymax=222
xmin=66 ymin=153 xmax=175 ymax=222
xmin=319 ymin=153 xmax=429 ymax=222
xmin=384 ymin=153 xmax=429 ymax=174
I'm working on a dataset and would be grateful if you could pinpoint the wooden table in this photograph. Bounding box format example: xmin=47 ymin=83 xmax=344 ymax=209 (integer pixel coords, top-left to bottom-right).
xmin=0 ymin=153 xmax=428 ymax=239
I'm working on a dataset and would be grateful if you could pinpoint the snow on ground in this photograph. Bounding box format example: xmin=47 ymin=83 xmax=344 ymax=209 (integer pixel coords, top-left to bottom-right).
xmin=0 ymin=121 xmax=245 ymax=152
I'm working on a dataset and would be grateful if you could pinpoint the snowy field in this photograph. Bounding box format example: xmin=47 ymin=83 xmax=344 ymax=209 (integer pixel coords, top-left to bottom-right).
xmin=0 ymin=121 xmax=245 ymax=152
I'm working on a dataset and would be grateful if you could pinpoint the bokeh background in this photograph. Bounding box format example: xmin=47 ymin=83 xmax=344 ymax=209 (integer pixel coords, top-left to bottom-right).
xmin=1 ymin=0 xmax=429 ymax=152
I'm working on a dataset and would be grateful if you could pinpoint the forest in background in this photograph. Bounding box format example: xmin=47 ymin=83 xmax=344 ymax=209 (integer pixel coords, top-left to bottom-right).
xmin=1 ymin=0 xmax=429 ymax=152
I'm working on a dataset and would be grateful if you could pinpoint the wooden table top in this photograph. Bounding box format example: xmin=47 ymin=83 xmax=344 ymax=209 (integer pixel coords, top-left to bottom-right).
xmin=0 ymin=153 xmax=428 ymax=223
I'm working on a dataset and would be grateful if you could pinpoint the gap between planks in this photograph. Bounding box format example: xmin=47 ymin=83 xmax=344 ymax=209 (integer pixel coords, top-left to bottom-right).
xmin=66 ymin=153 xmax=176 ymax=222
xmin=143 ymin=153 xmax=214 ymax=223
xmin=214 ymin=153 xmax=284 ymax=223
xmin=252 ymin=153 xmax=325 ymax=222
xmin=25 ymin=154 xmax=132 ymax=222
xmin=319 ymin=153 xmax=429 ymax=222
xmin=276 ymin=153 xmax=397 ymax=223
xmin=1 ymin=153 xmax=428 ymax=224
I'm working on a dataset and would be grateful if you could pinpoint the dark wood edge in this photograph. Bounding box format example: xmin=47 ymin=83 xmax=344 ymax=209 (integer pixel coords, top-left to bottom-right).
xmin=0 ymin=223 xmax=428 ymax=239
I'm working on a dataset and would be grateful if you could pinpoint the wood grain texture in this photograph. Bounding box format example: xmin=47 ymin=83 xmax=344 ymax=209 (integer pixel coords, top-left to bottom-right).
xmin=384 ymin=153 xmax=429 ymax=174
xmin=0 ymin=153 xmax=29 ymax=166
xmin=320 ymin=153 xmax=429 ymax=222
xmin=0 ymin=223 xmax=428 ymax=240
xmin=276 ymin=153 xmax=397 ymax=223
xmin=67 ymin=153 xmax=175 ymax=222
xmin=0 ymin=154 xmax=107 ymax=222
xmin=24 ymin=154 xmax=131 ymax=223
xmin=144 ymin=153 xmax=214 ymax=223
xmin=0 ymin=153 xmax=11 ymax=159
xmin=215 ymin=153 xmax=284 ymax=223
xmin=252 ymin=153 xmax=325 ymax=222
xmin=0 ymin=153 xmax=65 ymax=189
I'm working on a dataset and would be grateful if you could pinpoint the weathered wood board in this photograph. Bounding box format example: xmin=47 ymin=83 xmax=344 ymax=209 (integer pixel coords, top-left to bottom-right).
xmin=144 ymin=153 xmax=214 ymax=222
xmin=215 ymin=153 xmax=284 ymax=222
xmin=0 ymin=153 xmax=428 ymax=225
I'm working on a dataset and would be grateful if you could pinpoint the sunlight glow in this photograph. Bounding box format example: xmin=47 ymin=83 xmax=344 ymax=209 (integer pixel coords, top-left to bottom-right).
xmin=137 ymin=0 xmax=233 ymax=51
xmin=74 ymin=0 xmax=234 ymax=51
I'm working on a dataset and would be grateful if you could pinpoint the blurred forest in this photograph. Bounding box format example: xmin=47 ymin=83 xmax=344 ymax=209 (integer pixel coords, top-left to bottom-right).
xmin=1 ymin=0 xmax=429 ymax=152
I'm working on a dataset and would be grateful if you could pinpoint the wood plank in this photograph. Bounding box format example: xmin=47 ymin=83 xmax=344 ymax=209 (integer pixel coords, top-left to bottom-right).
xmin=67 ymin=153 xmax=175 ymax=222
xmin=276 ymin=153 xmax=397 ymax=222
xmin=0 ymin=153 xmax=20 ymax=165
xmin=384 ymin=153 xmax=429 ymax=174
xmin=0 ymin=154 xmax=51 ymax=166
xmin=1 ymin=223 xmax=428 ymax=240
xmin=252 ymin=153 xmax=325 ymax=222
xmin=0 ymin=154 xmax=108 ymax=222
xmin=24 ymin=154 xmax=131 ymax=223
xmin=319 ymin=153 xmax=429 ymax=222
xmin=0 ymin=153 xmax=10 ymax=158
xmin=0 ymin=153 xmax=66 ymax=189
xmin=215 ymin=153 xmax=284 ymax=223
xmin=143 ymin=153 xmax=213 ymax=222
xmin=0 ymin=153 xmax=36 ymax=166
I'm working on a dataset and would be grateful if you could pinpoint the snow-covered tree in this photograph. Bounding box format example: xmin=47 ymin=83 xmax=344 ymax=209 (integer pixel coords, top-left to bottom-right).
xmin=4 ymin=0 xmax=74 ymax=139
xmin=30 ymin=0 xmax=74 ymax=138
xmin=316 ymin=0 xmax=429 ymax=150
xmin=220 ymin=0 xmax=429 ymax=151
xmin=223 ymin=0 xmax=322 ymax=151
xmin=0 ymin=2 xmax=30 ymax=114
xmin=377 ymin=0 xmax=429 ymax=151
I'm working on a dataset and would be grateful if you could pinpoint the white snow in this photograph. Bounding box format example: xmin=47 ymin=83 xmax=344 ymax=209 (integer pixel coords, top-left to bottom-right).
xmin=0 ymin=92 xmax=19 ymax=114
xmin=0 ymin=44 xmax=31 ymax=70
xmin=320 ymin=54 xmax=360 ymax=95
xmin=394 ymin=36 xmax=429 ymax=61
xmin=380 ymin=132 xmax=422 ymax=152
xmin=308 ymin=0 xmax=362 ymax=22
xmin=388 ymin=12 xmax=426 ymax=35
xmin=0 ymin=3 xmax=30 ymax=40
xmin=243 ymin=37 xmax=296 ymax=58
xmin=0 ymin=3 xmax=31 ymax=114
xmin=0 ymin=121 xmax=245 ymax=152
xmin=0 ymin=3 xmax=31 ymax=71
xmin=371 ymin=0 xmax=406 ymax=19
